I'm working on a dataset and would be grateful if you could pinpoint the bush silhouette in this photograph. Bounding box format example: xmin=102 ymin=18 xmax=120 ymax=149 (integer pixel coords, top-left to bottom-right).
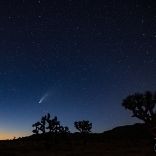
xmin=46 ymin=116 xmax=60 ymax=133
xmin=32 ymin=121 xmax=41 ymax=134
xmin=58 ymin=126 xmax=70 ymax=133
xmin=39 ymin=115 xmax=47 ymax=133
xmin=74 ymin=120 xmax=92 ymax=133
xmin=32 ymin=113 xmax=70 ymax=134
xmin=122 ymin=91 xmax=156 ymax=128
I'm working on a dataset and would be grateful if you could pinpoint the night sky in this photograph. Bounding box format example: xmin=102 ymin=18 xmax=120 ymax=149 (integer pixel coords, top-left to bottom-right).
xmin=0 ymin=0 xmax=156 ymax=139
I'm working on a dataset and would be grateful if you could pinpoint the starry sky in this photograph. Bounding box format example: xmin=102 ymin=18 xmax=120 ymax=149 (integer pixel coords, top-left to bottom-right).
xmin=0 ymin=0 xmax=156 ymax=139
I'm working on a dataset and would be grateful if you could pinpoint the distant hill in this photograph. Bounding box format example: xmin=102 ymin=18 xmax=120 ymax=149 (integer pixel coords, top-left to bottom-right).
xmin=102 ymin=123 xmax=152 ymax=139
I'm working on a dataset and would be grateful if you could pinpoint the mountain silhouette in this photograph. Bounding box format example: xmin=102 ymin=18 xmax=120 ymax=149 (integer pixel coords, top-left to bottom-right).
xmin=102 ymin=123 xmax=152 ymax=139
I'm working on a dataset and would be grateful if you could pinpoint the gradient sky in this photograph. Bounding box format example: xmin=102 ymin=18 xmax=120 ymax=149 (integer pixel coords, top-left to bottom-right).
xmin=0 ymin=0 xmax=156 ymax=139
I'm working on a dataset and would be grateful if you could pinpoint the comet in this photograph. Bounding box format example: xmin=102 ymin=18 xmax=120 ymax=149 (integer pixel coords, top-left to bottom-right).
xmin=38 ymin=93 xmax=49 ymax=104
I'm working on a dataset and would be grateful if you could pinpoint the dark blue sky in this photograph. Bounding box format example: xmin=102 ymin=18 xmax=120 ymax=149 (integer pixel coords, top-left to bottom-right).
xmin=0 ymin=0 xmax=155 ymax=139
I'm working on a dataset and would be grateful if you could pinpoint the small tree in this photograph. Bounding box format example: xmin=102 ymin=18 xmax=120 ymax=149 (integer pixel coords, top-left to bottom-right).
xmin=39 ymin=115 xmax=47 ymax=133
xmin=32 ymin=113 xmax=70 ymax=134
xmin=58 ymin=126 xmax=70 ymax=134
xmin=122 ymin=91 xmax=156 ymax=127
xmin=46 ymin=116 xmax=60 ymax=133
xmin=32 ymin=121 xmax=41 ymax=134
xmin=74 ymin=120 xmax=92 ymax=133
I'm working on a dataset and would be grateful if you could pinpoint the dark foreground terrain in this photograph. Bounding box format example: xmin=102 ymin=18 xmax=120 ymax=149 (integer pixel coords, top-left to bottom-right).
xmin=0 ymin=124 xmax=155 ymax=156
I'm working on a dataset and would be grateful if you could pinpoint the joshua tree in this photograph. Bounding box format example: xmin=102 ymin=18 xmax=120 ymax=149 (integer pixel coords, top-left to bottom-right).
xmin=46 ymin=113 xmax=51 ymax=121
xmin=74 ymin=120 xmax=92 ymax=133
xmin=32 ymin=121 xmax=41 ymax=134
xmin=32 ymin=113 xmax=70 ymax=134
xmin=39 ymin=115 xmax=47 ymax=133
xmin=46 ymin=116 xmax=60 ymax=133
xmin=122 ymin=91 xmax=156 ymax=128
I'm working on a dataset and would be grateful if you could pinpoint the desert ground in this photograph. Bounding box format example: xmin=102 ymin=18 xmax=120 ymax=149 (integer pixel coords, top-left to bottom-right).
xmin=0 ymin=124 xmax=155 ymax=156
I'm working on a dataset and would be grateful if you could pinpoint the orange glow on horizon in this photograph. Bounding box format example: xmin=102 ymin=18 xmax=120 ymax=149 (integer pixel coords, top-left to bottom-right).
xmin=0 ymin=131 xmax=30 ymax=140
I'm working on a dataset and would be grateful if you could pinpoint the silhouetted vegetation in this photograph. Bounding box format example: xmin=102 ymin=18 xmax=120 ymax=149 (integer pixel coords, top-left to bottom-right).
xmin=122 ymin=91 xmax=156 ymax=137
xmin=0 ymin=124 xmax=155 ymax=156
xmin=3 ymin=92 xmax=156 ymax=155
xmin=32 ymin=113 xmax=70 ymax=134
xmin=74 ymin=120 xmax=92 ymax=133
xmin=32 ymin=122 xmax=40 ymax=134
